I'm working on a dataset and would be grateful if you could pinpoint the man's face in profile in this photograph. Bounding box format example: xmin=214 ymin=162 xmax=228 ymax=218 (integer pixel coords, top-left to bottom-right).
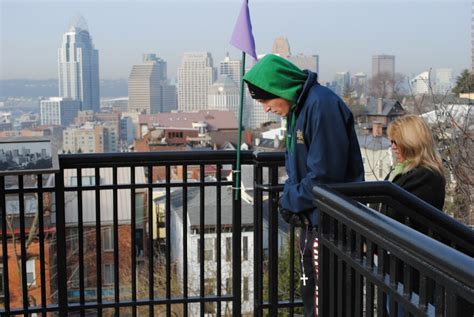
xmin=258 ymin=98 xmax=292 ymax=117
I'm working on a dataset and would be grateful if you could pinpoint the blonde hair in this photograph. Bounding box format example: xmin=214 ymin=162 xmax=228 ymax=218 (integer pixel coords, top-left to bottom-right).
xmin=387 ymin=115 xmax=445 ymax=177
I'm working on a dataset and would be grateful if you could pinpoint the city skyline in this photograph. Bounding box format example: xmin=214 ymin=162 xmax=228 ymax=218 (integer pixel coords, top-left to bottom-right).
xmin=0 ymin=0 xmax=471 ymax=84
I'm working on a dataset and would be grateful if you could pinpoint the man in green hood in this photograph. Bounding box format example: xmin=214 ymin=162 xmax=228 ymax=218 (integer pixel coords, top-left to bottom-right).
xmin=244 ymin=54 xmax=364 ymax=316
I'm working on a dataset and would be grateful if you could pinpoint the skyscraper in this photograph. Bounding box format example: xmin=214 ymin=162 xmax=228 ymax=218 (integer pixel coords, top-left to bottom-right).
xmin=352 ymin=72 xmax=368 ymax=97
xmin=372 ymin=54 xmax=395 ymax=78
xmin=128 ymin=53 xmax=172 ymax=114
xmin=177 ymin=52 xmax=215 ymax=111
xmin=40 ymin=97 xmax=81 ymax=126
xmin=332 ymin=71 xmax=351 ymax=97
xmin=219 ymin=53 xmax=241 ymax=85
xmin=287 ymin=54 xmax=319 ymax=73
xmin=208 ymin=75 xmax=239 ymax=118
xmin=272 ymin=36 xmax=291 ymax=57
xmin=434 ymin=68 xmax=454 ymax=95
xmin=58 ymin=16 xmax=100 ymax=112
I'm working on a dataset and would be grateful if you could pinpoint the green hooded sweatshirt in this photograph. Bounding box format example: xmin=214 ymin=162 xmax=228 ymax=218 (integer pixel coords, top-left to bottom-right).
xmin=243 ymin=54 xmax=308 ymax=104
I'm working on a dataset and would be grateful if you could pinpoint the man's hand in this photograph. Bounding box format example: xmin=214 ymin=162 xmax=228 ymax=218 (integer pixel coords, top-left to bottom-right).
xmin=279 ymin=208 xmax=301 ymax=226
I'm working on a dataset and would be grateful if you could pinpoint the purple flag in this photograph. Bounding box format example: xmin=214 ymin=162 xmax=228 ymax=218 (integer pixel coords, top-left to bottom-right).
xmin=230 ymin=0 xmax=257 ymax=60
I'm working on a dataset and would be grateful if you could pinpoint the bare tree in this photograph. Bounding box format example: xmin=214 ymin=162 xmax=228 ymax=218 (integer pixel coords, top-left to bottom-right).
xmin=369 ymin=72 xmax=406 ymax=100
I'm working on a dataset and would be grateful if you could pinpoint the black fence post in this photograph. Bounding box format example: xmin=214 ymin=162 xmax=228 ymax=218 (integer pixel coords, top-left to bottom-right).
xmin=232 ymin=196 xmax=242 ymax=316
xmin=267 ymin=163 xmax=279 ymax=316
xmin=55 ymin=171 xmax=68 ymax=315
xmin=232 ymin=163 xmax=242 ymax=316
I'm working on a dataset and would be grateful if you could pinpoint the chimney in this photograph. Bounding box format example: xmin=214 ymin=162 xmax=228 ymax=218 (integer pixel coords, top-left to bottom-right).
xmin=372 ymin=122 xmax=383 ymax=137
xmin=247 ymin=129 xmax=252 ymax=145
xmin=377 ymin=98 xmax=383 ymax=114
xmin=274 ymin=135 xmax=280 ymax=149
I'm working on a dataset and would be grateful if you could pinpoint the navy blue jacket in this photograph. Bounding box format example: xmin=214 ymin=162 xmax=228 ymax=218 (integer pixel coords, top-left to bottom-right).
xmin=279 ymin=71 xmax=365 ymax=226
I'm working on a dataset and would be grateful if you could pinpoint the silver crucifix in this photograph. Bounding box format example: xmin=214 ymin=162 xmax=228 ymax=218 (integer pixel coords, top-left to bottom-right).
xmin=300 ymin=272 xmax=308 ymax=286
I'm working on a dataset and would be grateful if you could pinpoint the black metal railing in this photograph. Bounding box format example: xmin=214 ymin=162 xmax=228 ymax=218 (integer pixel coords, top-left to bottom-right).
xmin=1 ymin=151 xmax=253 ymax=316
xmin=315 ymin=184 xmax=474 ymax=316
xmin=1 ymin=151 xmax=473 ymax=316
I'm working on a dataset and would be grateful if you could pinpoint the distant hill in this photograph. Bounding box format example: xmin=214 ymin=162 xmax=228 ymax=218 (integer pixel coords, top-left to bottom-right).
xmin=0 ymin=79 xmax=128 ymax=98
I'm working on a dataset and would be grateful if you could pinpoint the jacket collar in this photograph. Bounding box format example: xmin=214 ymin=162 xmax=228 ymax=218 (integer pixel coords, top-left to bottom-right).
xmin=295 ymin=70 xmax=318 ymax=109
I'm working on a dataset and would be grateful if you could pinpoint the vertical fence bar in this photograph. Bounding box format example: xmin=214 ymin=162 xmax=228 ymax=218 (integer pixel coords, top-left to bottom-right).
xmin=328 ymin=218 xmax=336 ymax=317
xmin=366 ymin=241 xmax=374 ymax=317
xmin=389 ymin=254 xmax=397 ymax=317
xmin=232 ymin=161 xmax=242 ymax=317
xmin=433 ymin=284 xmax=444 ymax=317
xmin=289 ymin=219 xmax=295 ymax=316
xmin=419 ymin=273 xmax=428 ymax=314
xmin=182 ymin=165 xmax=188 ymax=316
xmin=354 ymin=232 xmax=362 ymax=317
xmin=267 ymin=164 xmax=279 ymax=316
xmin=130 ymin=167 xmax=137 ymax=317
xmin=337 ymin=221 xmax=344 ymax=317
xmin=77 ymin=168 xmax=85 ymax=316
xmin=253 ymin=162 xmax=263 ymax=317
xmin=94 ymin=167 xmax=103 ymax=316
xmin=199 ymin=164 xmax=205 ymax=317
xmin=345 ymin=228 xmax=353 ymax=317
xmin=216 ymin=163 xmax=222 ymax=317
xmin=55 ymin=171 xmax=68 ymax=316
xmin=0 ymin=175 xmax=10 ymax=315
xmin=318 ymin=212 xmax=326 ymax=317
xmin=147 ymin=165 xmax=154 ymax=317
xmin=17 ymin=176 xmax=28 ymax=315
xmin=37 ymin=175 xmax=47 ymax=314
xmin=112 ymin=167 xmax=120 ymax=316
xmin=165 ymin=164 xmax=171 ymax=317
xmin=376 ymin=246 xmax=385 ymax=317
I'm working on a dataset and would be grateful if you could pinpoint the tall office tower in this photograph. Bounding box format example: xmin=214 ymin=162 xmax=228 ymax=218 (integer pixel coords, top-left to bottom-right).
xmin=40 ymin=97 xmax=81 ymax=126
xmin=128 ymin=53 xmax=169 ymax=114
xmin=272 ymin=36 xmax=291 ymax=57
xmin=333 ymin=71 xmax=351 ymax=97
xmin=208 ymin=75 xmax=240 ymax=118
xmin=161 ymin=84 xmax=177 ymax=112
xmin=372 ymin=54 xmax=395 ymax=78
xmin=58 ymin=16 xmax=100 ymax=112
xmin=352 ymin=72 xmax=368 ymax=97
xmin=287 ymin=54 xmax=319 ymax=73
xmin=219 ymin=53 xmax=241 ymax=85
xmin=177 ymin=52 xmax=215 ymax=111
xmin=434 ymin=68 xmax=454 ymax=95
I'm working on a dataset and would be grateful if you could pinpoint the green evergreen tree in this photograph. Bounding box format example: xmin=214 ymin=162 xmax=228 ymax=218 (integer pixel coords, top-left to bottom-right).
xmin=452 ymin=69 xmax=474 ymax=94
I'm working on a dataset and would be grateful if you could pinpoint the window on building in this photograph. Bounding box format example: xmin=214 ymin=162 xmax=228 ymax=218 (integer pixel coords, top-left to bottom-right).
xmin=69 ymin=228 xmax=78 ymax=255
xmin=242 ymin=236 xmax=248 ymax=261
xmin=70 ymin=266 xmax=79 ymax=288
xmin=243 ymin=276 xmax=249 ymax=301
xmin=103 ymin=264 xmax=114 ymax=285
xmin=197 ymin=238 xmax=215 ymax=262
xmin=102 ymin=227 xmax=113 ymax=251
xmin=205 ymin=238 xmax=215 ymax=261
xmin=226 ymin=278 xmax=232 ymax=295
xmin=26 ymin=258 xmax=36 ymax=285
xmin=226 ymin=237 xmax=232 ymax=262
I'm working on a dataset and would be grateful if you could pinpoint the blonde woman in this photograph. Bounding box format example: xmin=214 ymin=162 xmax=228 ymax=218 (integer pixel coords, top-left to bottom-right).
xmin=386 ymin=115 xmax=446 ymax=209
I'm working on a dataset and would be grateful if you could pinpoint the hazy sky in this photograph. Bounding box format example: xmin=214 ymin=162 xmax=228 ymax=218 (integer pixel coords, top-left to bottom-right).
xmin=0 ymin=0 xmax=471 ymax=83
